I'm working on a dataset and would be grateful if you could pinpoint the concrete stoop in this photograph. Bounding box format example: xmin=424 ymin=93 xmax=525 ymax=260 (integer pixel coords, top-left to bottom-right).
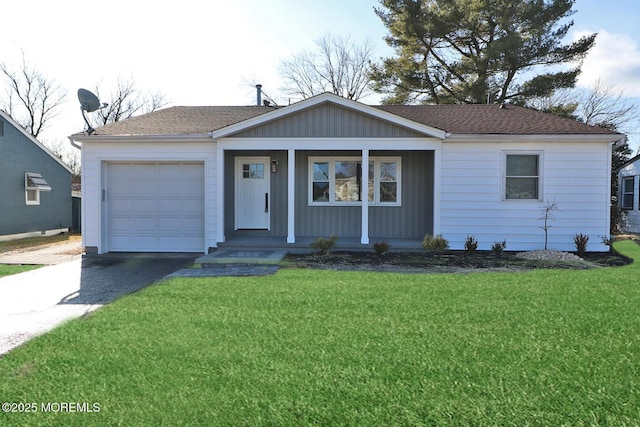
xmin=169 ymin=249 xmax=287 ymax=277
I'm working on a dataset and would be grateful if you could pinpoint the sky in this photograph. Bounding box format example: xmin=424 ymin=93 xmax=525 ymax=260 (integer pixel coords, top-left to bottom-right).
xmin=2 ymin=0 xmax=640 ymax=152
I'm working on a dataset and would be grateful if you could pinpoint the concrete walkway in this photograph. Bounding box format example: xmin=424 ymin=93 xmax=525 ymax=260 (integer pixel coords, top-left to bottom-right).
xmin=169 ymin=249 xmax=285 ymax=277
xmin=0 ymin=242 xmax=286 ymax=356
xmin=0 ymin=259 xmax=97 ymax=355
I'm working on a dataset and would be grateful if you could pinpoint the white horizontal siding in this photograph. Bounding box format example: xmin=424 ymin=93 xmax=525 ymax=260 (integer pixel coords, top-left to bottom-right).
xmin=440 ymin=141 xmax=611 ymax=251
xmin=82 ymin=141 xmax=216 ymax=253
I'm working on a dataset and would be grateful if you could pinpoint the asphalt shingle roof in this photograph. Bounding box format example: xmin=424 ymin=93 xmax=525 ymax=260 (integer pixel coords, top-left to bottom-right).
xmin=376 ymin=104 xmax=618 ymax=135
xmin=84 ymin=102 xmax=620 ymax=137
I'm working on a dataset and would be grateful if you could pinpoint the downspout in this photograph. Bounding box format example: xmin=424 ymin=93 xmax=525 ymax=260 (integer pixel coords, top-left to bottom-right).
xmin=68 ymin=136 xmax=81 ymax=150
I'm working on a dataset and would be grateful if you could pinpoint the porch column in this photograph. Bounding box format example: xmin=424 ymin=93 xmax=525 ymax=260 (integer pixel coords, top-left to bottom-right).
xmin=361 ymin=148 xmax=369 ymax=244
xmin=287 ymin=149 xmax=296 ymax=243
xmin=433 ymin=148 xmax=441 ymax=235
xmin=216 ymin=145 xmax=225 ymax=245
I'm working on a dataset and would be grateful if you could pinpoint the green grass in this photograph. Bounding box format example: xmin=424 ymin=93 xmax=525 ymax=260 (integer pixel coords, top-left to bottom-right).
xmin=0 ymin=264 xmax=39 ymax=278
xmin=1 ymin=241 xmax=640 ymax=426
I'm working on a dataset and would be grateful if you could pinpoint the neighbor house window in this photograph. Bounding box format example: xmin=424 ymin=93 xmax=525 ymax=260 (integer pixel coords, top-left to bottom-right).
xmin=309 ymin=157 xmax=401 ymax=205
xmin=504 ymin=153 xmax=541 ymax=200
xmin=25 ymin=172 xmax=52 ymax=206
xmin=0 ymin=120 xmax=4 ymax=136
xmin=622 ymin=176 xmax=635 ymax=209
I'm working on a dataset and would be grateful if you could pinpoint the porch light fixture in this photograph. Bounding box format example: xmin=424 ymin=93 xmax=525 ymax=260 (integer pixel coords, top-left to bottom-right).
xmin=271 ymin=160 xmax=278 ymax=173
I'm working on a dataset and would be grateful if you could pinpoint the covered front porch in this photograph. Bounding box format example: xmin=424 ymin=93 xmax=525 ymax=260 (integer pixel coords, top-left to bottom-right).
xmin=210 ymin=93 xmax=446 ymax=252
xmin=216 ymin=142 xmax=441 ymax=251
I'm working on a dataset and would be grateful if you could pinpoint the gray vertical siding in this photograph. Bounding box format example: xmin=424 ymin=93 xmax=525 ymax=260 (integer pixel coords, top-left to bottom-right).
xmin=233 ymin=104 xmax=423 ymax=138
xmin=224 ymin=100 xmax=435 ymax=240
xmin=295 ymin=150 xmax=434 ymax=239
xmin=0 ymin=117 xmax=72 ymax=236
xmin=224 ymin=150 xmax=288 ymax=237
xmin=369 ymin=151 xmax=434 ymax=239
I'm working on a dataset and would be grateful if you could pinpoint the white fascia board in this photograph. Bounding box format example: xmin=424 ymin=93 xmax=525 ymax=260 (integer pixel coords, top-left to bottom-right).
xmin=71 ymin=134 xmax=212 ymax=144
xmin=445 ymin=133 xmax=624 ymax=144
xmin=216 ymin=137 xmax=442 ymax=151
xmin=1 ymin=110 xmax=74 ymax=174
xmin=210 ymin=93 xmax=448 ymax=140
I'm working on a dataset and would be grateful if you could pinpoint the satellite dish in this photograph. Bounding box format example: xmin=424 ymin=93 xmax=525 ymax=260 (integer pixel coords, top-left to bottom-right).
xmin=78 ymin=88 xmax=101 ymax=112
xmin=77 ymin=88 xmax=108 ymax=135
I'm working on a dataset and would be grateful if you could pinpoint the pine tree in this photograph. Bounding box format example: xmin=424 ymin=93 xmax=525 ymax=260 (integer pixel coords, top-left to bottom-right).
xmin=372 ymin=0 xmax=596 ymax=104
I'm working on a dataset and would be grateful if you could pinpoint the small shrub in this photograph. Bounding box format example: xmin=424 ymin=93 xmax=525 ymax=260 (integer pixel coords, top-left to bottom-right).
xmin=373 ymin=241 xmax=390 ymax=256
xmin=491 ymin=240 xmax=507 ymax=258
xmin=464 ymin=235 xmax=479 ymax=255
xmin=310 ymin=234 xmax=338 ymax=255
xmin=574 ymin=233 xmax=589 ymax=257
xmin=422 ymin=234 xmax=449 ymax=254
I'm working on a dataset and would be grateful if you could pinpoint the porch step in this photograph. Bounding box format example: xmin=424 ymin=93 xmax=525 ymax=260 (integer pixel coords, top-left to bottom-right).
xmin=194 ymin=249 xmax=287 ymax=267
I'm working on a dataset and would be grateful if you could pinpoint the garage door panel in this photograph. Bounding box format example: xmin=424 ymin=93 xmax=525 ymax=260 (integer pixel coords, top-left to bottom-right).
xmin=107 ymin=163 xmax=205 ymax=252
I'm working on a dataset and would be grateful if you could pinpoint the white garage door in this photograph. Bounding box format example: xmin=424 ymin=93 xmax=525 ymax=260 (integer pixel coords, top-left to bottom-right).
xmin=107 ymin=163 xmax=205 ymax=252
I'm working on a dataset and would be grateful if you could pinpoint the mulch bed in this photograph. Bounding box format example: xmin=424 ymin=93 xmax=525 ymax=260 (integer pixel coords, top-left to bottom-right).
xmin=284 ymin=247 xmax=633 ymax=273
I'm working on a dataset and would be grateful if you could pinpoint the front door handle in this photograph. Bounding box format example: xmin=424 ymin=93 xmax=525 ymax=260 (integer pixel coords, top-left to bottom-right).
xmin=265 ymin=193 xmax=269 ymax=213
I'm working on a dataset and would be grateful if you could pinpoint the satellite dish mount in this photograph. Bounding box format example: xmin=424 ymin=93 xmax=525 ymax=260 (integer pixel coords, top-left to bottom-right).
xmin=77 ymin=88 xmax=108 ymax=135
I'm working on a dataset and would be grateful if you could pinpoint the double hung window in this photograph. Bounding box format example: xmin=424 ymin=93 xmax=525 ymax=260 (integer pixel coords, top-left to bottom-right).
xmin=504 ymin=153 xmax=541 ymax=200
xmin=309 ymin=157 xmax=400 ymax=205
xmin=622 ymin=177 xmax=635 ymax=209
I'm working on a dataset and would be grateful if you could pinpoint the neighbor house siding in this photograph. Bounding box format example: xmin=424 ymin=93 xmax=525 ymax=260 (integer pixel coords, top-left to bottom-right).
xmin=0 ymin=117 xmax=71 ymax=236
xmin=233 ymin=104 xmax=424 ymax=138
xmin=440 ymin=141 xmax=610 ymax=252
xmin=81 ymin=141 xmax=214 ymax=253
xmin=619 ymin=159 xmax=640 ymax=232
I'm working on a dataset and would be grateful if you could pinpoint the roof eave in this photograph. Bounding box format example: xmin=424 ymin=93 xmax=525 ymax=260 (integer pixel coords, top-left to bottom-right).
xmin=70 ymin=133 xmax=212 ymax=144
xmin=445 ymin=133 xmax=624 ymax=144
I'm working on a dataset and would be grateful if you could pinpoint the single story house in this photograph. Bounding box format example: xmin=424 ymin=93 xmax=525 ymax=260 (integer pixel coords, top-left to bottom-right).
xmin=70 ymin=93 xmax=623 ymax=254
xmin=618 ymin=153 xmax=640 ymax=232
xmin=0 ymin=110 xmax=72 ymax=240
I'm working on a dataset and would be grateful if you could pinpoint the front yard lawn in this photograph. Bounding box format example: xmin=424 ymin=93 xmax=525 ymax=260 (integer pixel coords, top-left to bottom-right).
xmin=1 ymin=241 xmax=639 ymax=426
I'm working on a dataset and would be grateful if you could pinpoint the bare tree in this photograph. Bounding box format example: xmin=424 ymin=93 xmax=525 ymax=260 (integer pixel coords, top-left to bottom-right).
xmin=92 ymin=75 xmax=168 ymax=126
xmin=47 ymin=139 xmax=81 ymax=179
xmin=279 ymin=34 xmax=375 ymax=101
xmin=577 ymin=79 xmax=639 ymax=131
xmin=0 ymin=52 xmax=67 ymax=138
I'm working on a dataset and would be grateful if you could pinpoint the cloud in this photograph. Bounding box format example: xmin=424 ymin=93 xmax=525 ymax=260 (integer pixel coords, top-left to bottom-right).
xmin=575 ymin=30 xmax=640 ymax=97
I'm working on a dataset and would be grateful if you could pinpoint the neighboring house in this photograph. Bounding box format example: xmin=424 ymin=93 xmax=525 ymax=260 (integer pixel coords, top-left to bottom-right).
xmin=70 ymin=93 xmax=623 ymax=254
xmin=617 ymin=153 xmax=640 ymax=232
xmin=0 ymin=110 xmax=72 ymax=240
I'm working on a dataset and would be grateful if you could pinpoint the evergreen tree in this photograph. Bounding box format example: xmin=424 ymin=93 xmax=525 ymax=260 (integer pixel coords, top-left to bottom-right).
xmin=372 ymin=0 xmax=596 ymax=104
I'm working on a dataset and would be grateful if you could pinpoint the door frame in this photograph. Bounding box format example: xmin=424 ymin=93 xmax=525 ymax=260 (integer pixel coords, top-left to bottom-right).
xmin=234 ymin=156 xmax=271 ymax=230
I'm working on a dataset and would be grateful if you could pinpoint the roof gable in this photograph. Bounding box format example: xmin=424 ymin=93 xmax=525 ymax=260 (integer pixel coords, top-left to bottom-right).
xmin=0 ymin=110 xmax=73 ymax=173
xmin=211 ymin=93 xmax=447 ymax=139
xmin=230 ymin=102 xmax=425 ymax=138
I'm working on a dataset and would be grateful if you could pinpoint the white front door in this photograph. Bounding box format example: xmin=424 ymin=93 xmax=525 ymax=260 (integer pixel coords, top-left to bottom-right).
xmin=235 ymin=157 xmax=270 ymax=229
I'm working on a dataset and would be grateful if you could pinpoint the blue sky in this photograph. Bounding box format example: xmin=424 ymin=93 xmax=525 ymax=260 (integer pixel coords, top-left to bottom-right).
xmin=1 ymin=0 xmax=639 ymax=148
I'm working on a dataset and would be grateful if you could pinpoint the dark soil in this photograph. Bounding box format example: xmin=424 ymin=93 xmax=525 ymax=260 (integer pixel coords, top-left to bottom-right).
xmin=284 ymin=247 xmax=633 ymax=273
